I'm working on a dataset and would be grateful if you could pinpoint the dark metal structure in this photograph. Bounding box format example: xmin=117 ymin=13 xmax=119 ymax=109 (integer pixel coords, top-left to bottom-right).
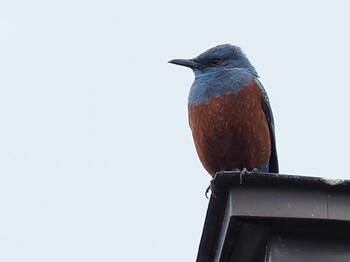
xmin=196 ymin=171 xmax=350 ymax=262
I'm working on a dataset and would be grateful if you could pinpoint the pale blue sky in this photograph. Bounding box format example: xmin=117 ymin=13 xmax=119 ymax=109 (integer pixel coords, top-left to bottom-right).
xmin=0 ymin=1 xmax=350 ymax=261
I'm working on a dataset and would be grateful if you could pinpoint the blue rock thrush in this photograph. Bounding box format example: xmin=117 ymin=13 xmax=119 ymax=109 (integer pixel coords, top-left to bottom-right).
xmin=169 ymin=44 xmax=279 ymax=177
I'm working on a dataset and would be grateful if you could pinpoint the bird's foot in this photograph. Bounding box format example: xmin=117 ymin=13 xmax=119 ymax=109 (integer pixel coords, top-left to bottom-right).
xmin=251 ymin=168 xmax=260 ymax=174
xmin=205 ymin=185 xmax=212 ymax=199
xmin=205 ymin=172 xmax=222 ymax=199
xmin=205 ymin=168 xmax=255 ymax=198
xmin=239 ymin=167 xmax=248 ymax=184
xmin=205 ymin=181 xmax=218 ymax=199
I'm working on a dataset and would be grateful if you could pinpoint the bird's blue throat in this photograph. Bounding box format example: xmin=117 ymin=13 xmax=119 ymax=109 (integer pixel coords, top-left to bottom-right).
xmin=188 ymin=68 xmax=255 ymax=105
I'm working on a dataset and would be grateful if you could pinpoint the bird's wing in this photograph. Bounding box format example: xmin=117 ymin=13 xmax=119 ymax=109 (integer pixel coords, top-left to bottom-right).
xmin=256 ymin=79 xmax=279 ymax=173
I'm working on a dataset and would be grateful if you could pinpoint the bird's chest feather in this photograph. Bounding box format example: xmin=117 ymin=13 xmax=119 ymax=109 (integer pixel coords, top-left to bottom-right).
xmin=189 ymin=81 xmax=266 ymax=140
xmin=188 ymin=81 xmax=271 ymax=173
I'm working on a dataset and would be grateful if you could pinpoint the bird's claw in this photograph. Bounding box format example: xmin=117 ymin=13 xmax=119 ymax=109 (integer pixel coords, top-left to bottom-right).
xmin=205 ymin=182 xmax=217 ymax=199
xmin=252 ymin=168 xmax=260 ymax=174
xmin=205 ymin=168 xmax=258 ymax=197
xmin=205 ymin=185 xmax=211 ymax=199
xmin=239 ymin=167 xmax=248 ymax=184
xmin=205 ymin=173 xmax=220 ymax=199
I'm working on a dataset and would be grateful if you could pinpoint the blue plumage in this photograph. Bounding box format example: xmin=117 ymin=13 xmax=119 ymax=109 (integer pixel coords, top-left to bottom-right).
xmin=170 ymin=44 xmax=279 ymax=175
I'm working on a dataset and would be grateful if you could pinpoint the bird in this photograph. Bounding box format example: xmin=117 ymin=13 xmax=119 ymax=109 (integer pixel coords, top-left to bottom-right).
xmin=169 ymin=44 xmax=279 ymax=178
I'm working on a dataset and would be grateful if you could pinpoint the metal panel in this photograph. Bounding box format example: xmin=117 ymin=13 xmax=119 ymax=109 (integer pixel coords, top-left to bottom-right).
xmin=328 ymin=191 xmax=350 ymax=220
xmin=266 ymin=234 xmax=350 ymax=262
xmin=196 ymin=172 xmax=350 ymax=262
xmin=227 ymin=186 xmax=327 ymax=219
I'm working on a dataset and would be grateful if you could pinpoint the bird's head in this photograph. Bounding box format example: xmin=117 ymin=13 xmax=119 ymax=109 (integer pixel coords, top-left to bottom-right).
xmin=169 ymin=44 xmax=258 ymax=77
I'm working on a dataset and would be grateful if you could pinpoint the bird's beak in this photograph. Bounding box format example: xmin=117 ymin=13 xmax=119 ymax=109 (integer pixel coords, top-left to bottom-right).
xmin=168 ymin=59 xmax=203 ymax=70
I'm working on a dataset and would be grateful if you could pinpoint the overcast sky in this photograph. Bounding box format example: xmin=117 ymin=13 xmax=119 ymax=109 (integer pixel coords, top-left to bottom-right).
xmin=1 ymin=1 xmax=350 ymax=261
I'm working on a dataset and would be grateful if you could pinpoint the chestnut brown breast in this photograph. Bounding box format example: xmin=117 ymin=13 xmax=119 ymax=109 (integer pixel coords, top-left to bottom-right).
xmin=188 ymin=80 xmax=271 ymax=177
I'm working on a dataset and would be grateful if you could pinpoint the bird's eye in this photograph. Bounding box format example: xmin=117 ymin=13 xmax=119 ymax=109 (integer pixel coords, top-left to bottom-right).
xmin=210 ymin=59 xmax=219 ymax=66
